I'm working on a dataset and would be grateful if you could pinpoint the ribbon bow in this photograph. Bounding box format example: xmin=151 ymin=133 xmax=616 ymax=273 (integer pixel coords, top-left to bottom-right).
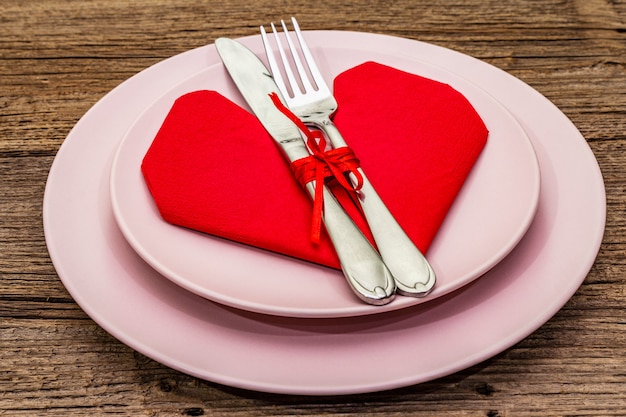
xmin=269 ymin=92 xmax=363 ymax=243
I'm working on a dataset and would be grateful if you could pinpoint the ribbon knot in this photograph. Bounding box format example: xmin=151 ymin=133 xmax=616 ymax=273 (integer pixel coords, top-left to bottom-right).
xmin=269 ymin=92 xmax=363 ymax=243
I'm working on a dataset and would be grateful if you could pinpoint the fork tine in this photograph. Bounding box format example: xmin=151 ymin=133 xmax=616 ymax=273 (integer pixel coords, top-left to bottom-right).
xmin=270 ymin=22 xmax=302 ymax=98
xmin=290 ymin=17 xmax=330 ymax=95
xmin=260 ymin=25 xmax=289 ymax=97
xmin=280 ymin=19 xmax=316 ymax=93
xmin=261 ymin=23 xmax=298 ymax=98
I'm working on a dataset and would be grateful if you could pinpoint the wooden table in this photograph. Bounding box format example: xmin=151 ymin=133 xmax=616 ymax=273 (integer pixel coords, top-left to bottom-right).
xmin=2 ymin=0 xmax=624 ymax=415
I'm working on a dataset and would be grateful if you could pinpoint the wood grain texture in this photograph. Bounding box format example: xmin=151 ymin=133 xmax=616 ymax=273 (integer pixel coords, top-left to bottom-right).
xmin=1 ymin=0 xmax=625 ymax=415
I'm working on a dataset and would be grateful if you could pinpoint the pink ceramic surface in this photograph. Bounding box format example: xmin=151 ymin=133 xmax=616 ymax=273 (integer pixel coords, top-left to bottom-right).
xmin=109 ymin=49 xmax=540 ymax=318
xmin=43 ymin=32 xmax=605 ymax=395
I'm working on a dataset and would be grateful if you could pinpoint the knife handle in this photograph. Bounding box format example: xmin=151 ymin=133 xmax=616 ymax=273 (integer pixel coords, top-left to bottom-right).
xmin=304 ymin=181 xmax=396 ymax=305
xmin=320 ymin=120 xmax=436 ymax=297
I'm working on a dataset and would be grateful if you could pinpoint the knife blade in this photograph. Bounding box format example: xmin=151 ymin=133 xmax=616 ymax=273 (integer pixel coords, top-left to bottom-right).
xmin=215 ymin=37 xmax=395 ymax=305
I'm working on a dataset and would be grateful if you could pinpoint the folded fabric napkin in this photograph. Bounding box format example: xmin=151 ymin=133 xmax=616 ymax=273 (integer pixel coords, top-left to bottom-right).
xmin=141 ymin=61 xmax=489 ymax=269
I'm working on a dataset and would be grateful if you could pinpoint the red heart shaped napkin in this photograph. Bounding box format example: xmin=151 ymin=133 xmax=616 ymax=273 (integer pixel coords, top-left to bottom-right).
xmin=141 ymin=61 xmax=488 ymax=269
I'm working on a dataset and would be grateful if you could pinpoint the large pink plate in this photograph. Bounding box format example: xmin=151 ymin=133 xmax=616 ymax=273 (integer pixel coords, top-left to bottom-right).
xmin=43 ymin=31 xmax=605 ymax=395
xmin=109 ymin=42 xmax=540 ymax=318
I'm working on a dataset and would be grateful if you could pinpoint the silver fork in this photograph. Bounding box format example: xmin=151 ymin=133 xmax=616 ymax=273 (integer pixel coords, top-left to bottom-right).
xmin=261 ymin=18 xmax=436 ymax=297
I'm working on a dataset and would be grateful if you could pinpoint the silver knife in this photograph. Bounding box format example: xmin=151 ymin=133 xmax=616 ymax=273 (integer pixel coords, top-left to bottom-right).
xmin=215 ymin=38 xmax=395 ymax=305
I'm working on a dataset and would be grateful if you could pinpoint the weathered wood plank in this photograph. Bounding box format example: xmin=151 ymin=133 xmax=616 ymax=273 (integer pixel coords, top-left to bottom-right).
xmin=1 ymin=0 xmax=625 ymax=415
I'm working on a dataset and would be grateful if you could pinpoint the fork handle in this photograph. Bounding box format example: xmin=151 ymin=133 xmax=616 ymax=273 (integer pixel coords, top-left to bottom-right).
xmin=303 ymin=180 xmax=396 ymax=305
xmin=319 ymin=120 xmax=436 ymax=297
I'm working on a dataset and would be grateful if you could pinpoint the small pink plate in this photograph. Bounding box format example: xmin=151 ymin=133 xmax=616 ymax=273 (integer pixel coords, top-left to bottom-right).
xmin=109 ymin=39 xmax=540 ymax=318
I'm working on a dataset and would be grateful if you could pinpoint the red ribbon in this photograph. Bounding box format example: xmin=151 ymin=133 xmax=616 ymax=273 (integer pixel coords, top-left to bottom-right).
xmin=269 ymin=92 xmax=363 ymax=243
